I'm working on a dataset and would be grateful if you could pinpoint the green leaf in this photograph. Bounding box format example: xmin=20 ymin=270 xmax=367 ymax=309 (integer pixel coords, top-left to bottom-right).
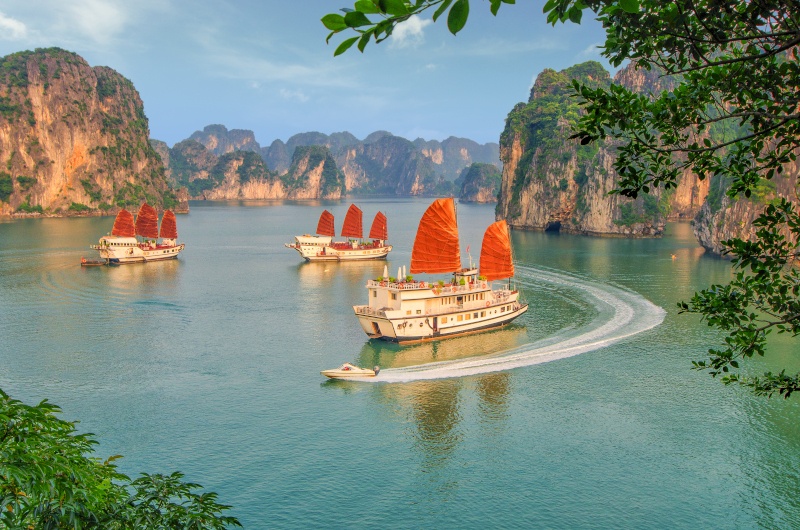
xmin=334 ymin=36 xmax=359 ymax=56
xmin=618 ymin=0 xmax=639 ymax=13
xmin=358 ymin=32 xmax=372 ymax=52
xmin=344 ymin=11 xmax=372 ymax=27
xmin=354 ymin=0 xmax=381 ymax=14
xmin=447 ymin=0 xmax=469 ymax=35
xmin=433 ymin=0 xmax=454 ymax=22
xmin=378 ymin=0 xmax=409 ymax=16
xmin=321 ymin=14 xmax=347 ymax=31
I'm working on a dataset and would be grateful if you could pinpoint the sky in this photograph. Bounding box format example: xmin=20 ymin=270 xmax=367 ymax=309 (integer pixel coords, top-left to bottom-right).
xmin=0 ymin=1 xmax=612 ymax=148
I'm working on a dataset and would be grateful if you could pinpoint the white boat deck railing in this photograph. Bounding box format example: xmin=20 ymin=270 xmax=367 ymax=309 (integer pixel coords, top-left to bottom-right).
xmin=355 ymin=306 xmax=387 ymax=318
xmin=365 ymin=279 xmax=495 ymax=293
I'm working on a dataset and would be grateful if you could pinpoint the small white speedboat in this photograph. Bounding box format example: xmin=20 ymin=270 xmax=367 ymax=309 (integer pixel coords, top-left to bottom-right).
xmin=321 ymin=362 xmax=379 ymax=379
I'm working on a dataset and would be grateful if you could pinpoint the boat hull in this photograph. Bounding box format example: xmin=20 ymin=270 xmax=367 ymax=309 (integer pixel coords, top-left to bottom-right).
xmin=285 ymin=236 xmax=391 ymax=262
xmin=91 ymin=236 xmax=185 ymax=264
xmin=320 ymin=369 xmax=376 ymax=379
xmin=354 ymin=278 xmax=528 ymax=343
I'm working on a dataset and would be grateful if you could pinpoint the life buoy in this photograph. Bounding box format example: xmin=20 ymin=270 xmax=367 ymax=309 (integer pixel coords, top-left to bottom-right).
xmin=486 ymin=302 xmax=490 ymax=307
xmin=81 ymin=257 xmax=86 ymax=263
xmin=127 ymin=248 xmax=134 ymax=255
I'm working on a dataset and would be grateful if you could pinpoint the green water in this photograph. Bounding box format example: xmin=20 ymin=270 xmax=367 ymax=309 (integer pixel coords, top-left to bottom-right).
xmin=0 ymin=199 xmax=798 ymax=528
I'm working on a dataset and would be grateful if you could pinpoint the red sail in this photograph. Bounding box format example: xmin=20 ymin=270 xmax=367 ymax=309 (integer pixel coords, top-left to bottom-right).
xmin=410 ymin=198 xmax=461 ymax=274
xmin=111 ymin=209 xmax=135 ymax=237
xmin=368 ymin=211 xmax=388 ymax=240
xmin=479 ymin=220 xmax=514 ymax=281
xmin=341 ymin=204 xmax=363 ymax=239
xmin=316 ymin=210 xmax=335 ymax=237
xmin=159 ymin=210 xmax=178 ymax=239
xmin=135 ymin=203 xmax=159 ymax=239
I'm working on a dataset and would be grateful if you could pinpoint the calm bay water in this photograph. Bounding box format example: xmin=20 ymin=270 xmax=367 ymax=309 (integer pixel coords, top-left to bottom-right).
xmin=1 ymin=198 xmax=798 ymax=528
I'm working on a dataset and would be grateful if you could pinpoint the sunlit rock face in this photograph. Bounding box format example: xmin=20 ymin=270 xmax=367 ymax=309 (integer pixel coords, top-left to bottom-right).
xmin=0 ymin=48 xmax=178 ymax=216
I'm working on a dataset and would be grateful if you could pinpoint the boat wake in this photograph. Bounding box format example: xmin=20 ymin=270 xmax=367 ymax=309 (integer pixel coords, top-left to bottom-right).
xmin=363 ymin=265 xmax=666 ymax=383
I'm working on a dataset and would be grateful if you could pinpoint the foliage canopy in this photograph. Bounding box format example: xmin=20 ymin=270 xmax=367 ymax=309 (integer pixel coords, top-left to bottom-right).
xmin=0 ymin=388 xmax=241 ymax=528
xmin=323 ymin=0 xmax=800 ymax=397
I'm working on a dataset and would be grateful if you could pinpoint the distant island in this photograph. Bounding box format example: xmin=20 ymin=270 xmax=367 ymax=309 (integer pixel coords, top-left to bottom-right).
xmin=151 ymin=126 xmax=502 ymax=202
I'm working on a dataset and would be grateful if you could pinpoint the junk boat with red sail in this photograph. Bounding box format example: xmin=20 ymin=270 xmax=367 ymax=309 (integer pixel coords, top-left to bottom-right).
xmin=285 ymin=204 xmax=392 ymax=261
xmin=90 ymin=203 xmax=185 ymax=264
xmin=353 ymin=198 xmax=528 ymax=342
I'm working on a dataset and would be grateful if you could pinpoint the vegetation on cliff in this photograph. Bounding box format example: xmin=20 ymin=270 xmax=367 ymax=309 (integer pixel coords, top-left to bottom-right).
xmin=282 ymin=145 xmax=344 ymax=198
xmin=0 ymin=48 xmax=181 ymax=216
xmin=322 ymin=0 xmax=800 ymax=397
xmin=457 ymin=162 xmax=501 ymax=202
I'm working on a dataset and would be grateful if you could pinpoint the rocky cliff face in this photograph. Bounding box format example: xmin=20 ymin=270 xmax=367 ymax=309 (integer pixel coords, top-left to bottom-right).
xmin=458 ymin=163 xmax=501 ymax=203
xmin=0 ymin=48 xmax=182 ymax=216
xmin=497 ymin=61 xmax=715 ymax=236
xmin=498 ymin=62 xmax=668 ymax=236
xmin=190 ymin=124 xmax=260 ymax=156
xmin=174 ymin=125 xmax=499 ymax=198
xmin=693 ymin=159 xmax=799 ymax=256
xmin=168 ymin=140 xmax=343 ymax=200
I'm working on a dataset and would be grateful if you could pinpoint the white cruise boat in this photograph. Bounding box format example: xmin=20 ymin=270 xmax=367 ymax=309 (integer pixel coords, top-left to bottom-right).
xmin=353 ymin=198 xmax=528 ymax=342
xmin=90 ymin=204 xmax=185 ymax=264
xmin=285 ymin=204 xmax=392 ymax=261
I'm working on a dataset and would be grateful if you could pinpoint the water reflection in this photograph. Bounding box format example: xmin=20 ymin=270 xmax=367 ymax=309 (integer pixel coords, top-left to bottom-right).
xmin=357 ymin=326 xmax=530 ymax=369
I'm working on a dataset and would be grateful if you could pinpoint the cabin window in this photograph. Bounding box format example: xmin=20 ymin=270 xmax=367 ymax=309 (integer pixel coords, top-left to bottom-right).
xmin=372 ymin=290 xmax=377 ymax=298
xmin=481 ymin=311 xmax=485 ymax=317
xmin=465 ymin=314 xmax=471 ymax=320
xmin=457 ymin=315 xmax=463 ymax=322
xmin=406 ymin=310 xmax=412 ymax=315
xmin=442 ymin=317 xmax=448 ymax=323
xmin=501 ymin=306 xmax=506 ymax=312
xmin=473 ymin=313 xmax=478 ymax=319
xmin=391 ymin=293 xmax=397 ymax=300
xmin=416 ymin=310 xmax=421 ymax=315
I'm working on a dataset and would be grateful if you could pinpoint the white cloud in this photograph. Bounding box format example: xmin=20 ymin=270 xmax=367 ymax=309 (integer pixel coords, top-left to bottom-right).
xmin=279 ymin=88 xmax=309 ymax=103
xmin=0 ymin=12 xmax=27 ymax=40
xmin=389 ymin=15 xmax=431 ymax=49
xmin=68 ymin=0 xmax=127 ymax=45
xmin=579 ymin=42 xmax=603 ymax=58
xmin=425 ymin=63 xmax=436 ymax=71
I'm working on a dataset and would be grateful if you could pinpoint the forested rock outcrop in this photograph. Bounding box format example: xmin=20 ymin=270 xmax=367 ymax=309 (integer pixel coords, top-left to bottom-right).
xmin=458 ymin=163 xmax=501 ymax=203
xmin=173 ymin=125 xmax=499 ymax=198
xmin=167 ymin=140 xmax=343 ymax=200
xmin=497 ymin=61 xmax=716 ymax=237
xmin=0 ymin=48 xmax=184 ymax=216
xmin=693 ymin=161 xmax=799 ymax=256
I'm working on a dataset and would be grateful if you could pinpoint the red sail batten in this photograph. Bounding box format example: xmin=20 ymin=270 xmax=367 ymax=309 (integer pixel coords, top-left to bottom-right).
xmin=159 ymin=210 xmax=178 ymax=239
xmin=479 ymin=220 xmax=514 ymax=281
xmin=410 ymin=198 xmax=461 ymax=274
xmin=316 ymin=210 xmax=335 ymax=237
xmin=368 ymin=211 xmax=388 ymax=240
xmin=135 ymin=203 xmax=159 ymax=239
xmin=341 ymin=204 xmax=363 ymax=239
xmin=111 ymin=209 xmax=135 ymax=237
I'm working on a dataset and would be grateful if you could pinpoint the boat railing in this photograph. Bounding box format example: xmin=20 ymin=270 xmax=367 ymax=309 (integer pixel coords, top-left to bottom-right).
xmin=366 ymin=280 xmax=491 ymax=293
xmin=355 ymin=306 xmax=386 ymax=318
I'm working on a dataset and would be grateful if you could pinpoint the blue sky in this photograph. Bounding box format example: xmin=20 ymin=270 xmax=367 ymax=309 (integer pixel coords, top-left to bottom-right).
xmin=0 ymin=1 xmax=611 ymax=147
